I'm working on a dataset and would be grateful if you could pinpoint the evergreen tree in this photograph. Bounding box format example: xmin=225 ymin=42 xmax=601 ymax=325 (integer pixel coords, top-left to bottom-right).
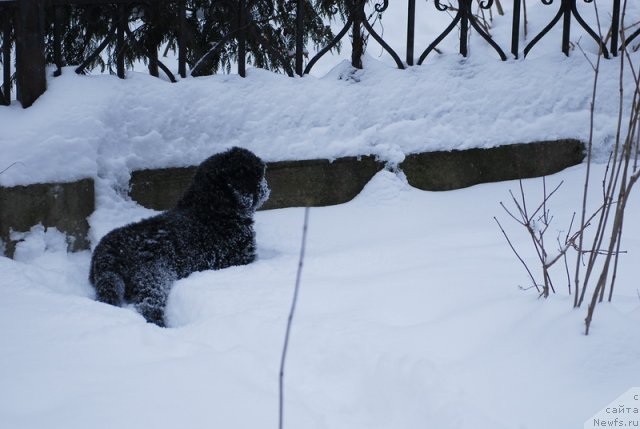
xmin=42 ymin=0 xmax=363 ymax=77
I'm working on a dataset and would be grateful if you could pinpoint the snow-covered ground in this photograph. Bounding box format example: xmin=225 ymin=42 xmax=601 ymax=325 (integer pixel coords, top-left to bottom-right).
xmin=2 ymin=166 xmax=640 ymax=429
xmin=1 ymin=1 xmax=640 ymax=428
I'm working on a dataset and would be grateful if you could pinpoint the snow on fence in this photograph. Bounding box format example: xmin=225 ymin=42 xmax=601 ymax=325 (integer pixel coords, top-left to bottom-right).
xmin=1 ymin=0 xmax=638 ymax=108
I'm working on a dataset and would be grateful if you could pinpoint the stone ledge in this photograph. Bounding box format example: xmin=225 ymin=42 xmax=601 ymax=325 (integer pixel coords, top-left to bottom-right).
xmin=129 ymin=155 xmax=385 ymax=211
xmin=400 ymin=139 xmax=585 ymax=191
xmin=0 ymin=178 xmax=94 ymax=257
xmin=0 ymin=140 xmax=585 ymax=258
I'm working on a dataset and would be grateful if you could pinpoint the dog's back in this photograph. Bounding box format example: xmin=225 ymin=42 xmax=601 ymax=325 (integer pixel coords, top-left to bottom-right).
xmin=89 ymin=147 xmax=268 ymax=326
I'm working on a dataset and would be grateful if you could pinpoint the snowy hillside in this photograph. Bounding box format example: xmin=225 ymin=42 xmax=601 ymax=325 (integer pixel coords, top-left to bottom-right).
xmin=1 ymin=1 xmax=640 ymax=428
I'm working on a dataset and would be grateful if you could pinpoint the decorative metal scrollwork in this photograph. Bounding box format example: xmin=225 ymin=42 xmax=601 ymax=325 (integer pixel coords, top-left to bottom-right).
xmin=418 ymin=0 xmax=507 ymax=63
xmin=305 ymin=0 xmax=404 ymax=74
xmin=523 ymin=0 xmax=609 ymax=58
xmin=374 ymin=1 xmax=389 ymax=13
xmin=434 ymin=0 xmax=449 ymax=12
xmin=623 ymin=28 xmax=640 ymax=50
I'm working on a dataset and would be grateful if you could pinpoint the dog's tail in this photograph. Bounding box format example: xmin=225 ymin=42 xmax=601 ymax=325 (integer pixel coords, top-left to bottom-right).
xmin=94 ymin=272 xmax=126 ymax=306
xmin=89 ymin=255 xmax=125 ymax=307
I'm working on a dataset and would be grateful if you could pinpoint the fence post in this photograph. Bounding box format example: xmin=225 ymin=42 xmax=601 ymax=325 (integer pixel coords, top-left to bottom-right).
xmin=561 ymin=0 xmax=571 ymax=56
xmin=460 ymin=0 xmax=469 ymax=57
xmin=610 ymin=0 xmax=620 ymax=56
xmin=295 ymin=0 xmax=304 ymax=76
xmin=351 ymin=1 xmax=364 ymax=69
xmin=15 ymin=0 xmax=46 ymax=108
xmin=178 ymin=0 xmax=186 ymax=78
xmin=146 ymin=3 xmax=159 ymax=77
xmin=238 ymin=0 xmax=246 ymax=77
xmin=2 ymin=4 xmax=12 ymax=105
xmin=407 ymin=0 xmax=415 ymax=65
xmin=511 ymin=0 xmax=521 ymax=58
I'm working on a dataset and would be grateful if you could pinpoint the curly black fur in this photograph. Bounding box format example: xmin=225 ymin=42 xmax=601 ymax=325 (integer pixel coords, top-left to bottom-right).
xmin=89 ymin=147 xmax=270 ymax=326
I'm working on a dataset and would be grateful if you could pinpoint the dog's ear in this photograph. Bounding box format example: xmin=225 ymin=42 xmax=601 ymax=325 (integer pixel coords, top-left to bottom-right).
xmin=176 ymin=155 xmax=233 ymax=212
xmin=177 ymin=147 xmax=268 ymax=214
xmin=219 ymin=148 xmax=268 ymax=208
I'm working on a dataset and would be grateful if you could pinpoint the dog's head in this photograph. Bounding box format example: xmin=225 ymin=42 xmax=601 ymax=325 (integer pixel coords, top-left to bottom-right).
xmin=178 ymin=147 xmax=270 ymax=216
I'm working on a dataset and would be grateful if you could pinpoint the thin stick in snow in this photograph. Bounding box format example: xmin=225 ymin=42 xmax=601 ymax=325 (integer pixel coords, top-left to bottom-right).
xmin=279 ymin=207 xmax=310 ymax=429
xmin=494 ymin=216 xmax=540 ymax=293
xmin=0 ymin=162 xmax=24 ymax=176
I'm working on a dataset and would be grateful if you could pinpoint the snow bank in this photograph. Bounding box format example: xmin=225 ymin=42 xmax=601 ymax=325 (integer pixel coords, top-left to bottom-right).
xmin=1 ymin=167 xmax=639 ymax=429
xmin=1 ymin=0 xmax=638 ymax=189
xmin=1 ymin=50 xmax=637 ymax=188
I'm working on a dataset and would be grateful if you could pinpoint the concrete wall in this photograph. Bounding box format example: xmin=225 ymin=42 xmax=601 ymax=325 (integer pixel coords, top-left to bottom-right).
xmin=0 ymin=178 xmax=94 ymax=257
xmin=401 ymin=139 xmax=585 ymax=191
xmin=0 ymin=140 xmax=584 ymax=257
xmin=129 ymin=155 xmax=384 ymax=211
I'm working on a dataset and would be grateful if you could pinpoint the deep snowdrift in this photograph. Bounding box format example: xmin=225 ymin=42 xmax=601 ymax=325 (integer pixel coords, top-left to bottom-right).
xmin=0 ymin=54 xmax=633 ymax=189
xmin=1 ymin=167 xmax=639 ymax=429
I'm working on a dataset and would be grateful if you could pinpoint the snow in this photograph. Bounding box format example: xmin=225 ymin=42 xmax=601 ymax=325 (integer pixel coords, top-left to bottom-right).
xmin=1 ymin=1 xmax=640 ymax=428
xmin=1 ymin=2 xmax=638 ymax=188
xmin=0 ymin=53 xmax=632 ymax=188
xmin=1 ymin=167 xmax=639 ymax=429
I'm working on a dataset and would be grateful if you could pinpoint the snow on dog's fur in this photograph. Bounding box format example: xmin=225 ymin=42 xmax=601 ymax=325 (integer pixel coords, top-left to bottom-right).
xmin=89 ymin=147 xmax=270 ymax=326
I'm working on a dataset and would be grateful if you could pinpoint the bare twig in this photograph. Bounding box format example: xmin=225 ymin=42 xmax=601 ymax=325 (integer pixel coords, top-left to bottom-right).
xmin=584 ymin=0 xmax=640 ymax=335
xmin=574 ymin=0 xmax=605 ymax=309
xmin=576 ymin=39 xmax=596 ymax=71
xmin=518 ymin=284 xmax=541 ymax=291
xmin=0 ymin=162 xmax=24 ymax=176
xmin=529 ymin=179 xmax=564 ymax=222
xmin=496 ymin=178 xmax=575 ymax=297
xmin=499 ymin=200 xmax=526 ymax=225
xmin=562 ymin=212 xmax=576 ymax=294
xmin=494 ymin=216 xmax=540 ymax=293
xmin=279 ymin=207 xmax=310 ymax=429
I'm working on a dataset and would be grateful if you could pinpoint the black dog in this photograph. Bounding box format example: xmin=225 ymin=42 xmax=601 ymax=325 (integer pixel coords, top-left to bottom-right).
xmin=89 ymin=147 xmax=270 ymax=326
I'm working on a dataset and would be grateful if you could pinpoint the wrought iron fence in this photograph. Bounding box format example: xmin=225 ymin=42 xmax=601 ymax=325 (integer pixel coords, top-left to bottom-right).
xmin=1 ymin=0 xmax=15 ymax=106
xmin=1 ymin=0 xmax=639 ymax=108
